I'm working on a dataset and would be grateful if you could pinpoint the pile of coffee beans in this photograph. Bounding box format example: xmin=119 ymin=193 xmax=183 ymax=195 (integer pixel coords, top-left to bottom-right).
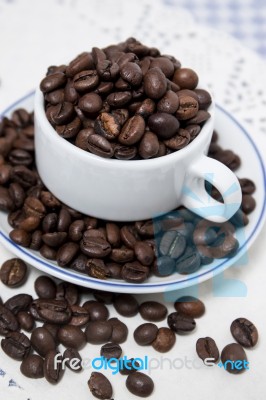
xmin=196 ymin=316 xmax=258 ymax=374
xmin=39 ymin=37 xmax=213 ymax=160
xmin=0 ymin=108 xmax=257 ymax=283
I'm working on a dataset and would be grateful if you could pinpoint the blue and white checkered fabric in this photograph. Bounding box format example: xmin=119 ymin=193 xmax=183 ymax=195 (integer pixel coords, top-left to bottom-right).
xmin=163 ymin=0 xmax=266 ymax=57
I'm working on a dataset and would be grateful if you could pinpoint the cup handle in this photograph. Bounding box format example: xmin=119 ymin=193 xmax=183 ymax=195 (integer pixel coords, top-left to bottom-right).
xmin=181 ymin=155 xmax=242 ymax=223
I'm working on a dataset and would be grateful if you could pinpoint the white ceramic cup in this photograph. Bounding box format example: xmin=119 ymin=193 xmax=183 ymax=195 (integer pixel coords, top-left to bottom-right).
xmin=34 ymin=88 xmax=242 ymax=223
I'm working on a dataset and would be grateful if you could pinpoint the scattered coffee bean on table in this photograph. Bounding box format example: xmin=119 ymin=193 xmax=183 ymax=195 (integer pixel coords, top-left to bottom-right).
xmin=221 ymin=343 xmax=248 ymax=374
xmin=168 ymin=312 xmax=196 ymax=333
xmin=151 ymin=327 xmax=176 ymax=352
xmin=0 ymin=258 xmax=27 ymax=287
xmin=196 ymin=337 xmax=220 ymax=364
xmin=230 ymin=317 xmax=258 ymax=348
xmin=40 ymin=38 xmax=213 ymax=160
xmin=174 ymin=296 xmax=205 ymax=318
xmin=134 ymin=323 xmax=159 ymax=346
xmin=88 ymin=372 xmax=113 ymax=399
xmin=126 ymin=371 xmax=154 ymax=398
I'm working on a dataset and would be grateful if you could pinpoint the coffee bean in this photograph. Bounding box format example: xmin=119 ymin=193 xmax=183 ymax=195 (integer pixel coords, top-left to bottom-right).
xmin=164 ymin=129 xmax=190 ymax=150
xmin=85 ymin=321 xmax=112 ymax=344
xmin=78 ymin=93 xmax=103 ymax=114
xmin=0 ymin=187 xmax=14 ymax=211
xmin=119 ymin=358 xmax=141 ymax=375
xmin=63 ymin=348 xmax=82 ymax=372
xmin=30 ymin=299 xmax=72 ymax=324
xmin=148 ymin=112 xmax=179 ymax=139
xmin=144 ymin=67 xmax=167 ymax=99
xmin=20 ymin=354 xmax=44 ymax=379
xmin=34 ymin=276 xmax=57 ymax=299
xmin=87 ymin=134 xmax=114 ymax=158
xmin=159 ymin=231 xmax=186 ymax=259
xmin=167 ymin=312 xmax=196 ymax=333
xmin=118 ymin=115 xmax=145 ymax=145
xmin=176 ymin=96 xmax=199 ymax=120
xmin=121 ymin=262 xmax=149 ymax=283
xmin=194 ymin=89 xmax=212 ymax=110
xmin=83 ymin=301 xmax=109 ymax=321
xmin=152 ymin=256 xmax=175 ymax=277
xmin=108 ymin=317 xmax=128 ymax=344
xmin=66 ymin=52 xmax=94 ymax=77
xmin=241 ymin=195 xmax=256 ymax=214
xmin=9 ymin=183 xmax=25 ymax=208
xmin=126 ymin=372 xmax=154 ymax=397
xmin=150 ymin=57 xmax=174 ymax=78
xmin=174 ymin=296 xmax=205 ymax=318
xmin=1 ymin=331 xmax=31 ymax=360
xmin=106 ymin=91 xmax=132 ymax=107
xmin=120 ymin=62 xmax=143 ymax=86
xmin=57 ymin=242 xmax=79 ymax=267
xmin=42 ymin=323 xmax=59 ymax=343
xmin=139 ymin=132 xmax=159 ymax=159
xmin=45 ymin=88 xmax=65 ymax=105
xmin=152 ymin=327 xmax=176 ymax=352
xmin=58 ymin=325 xmax=86 ymax=350
xmin=0 ymin=304 xmax=19 ymax=335
xmin=230 ymin=318 xmax=258 ymax=348
xmin=40 ymin=72 xmax=67 ymax=93
xmin=48 ymin=102 xmax=74 ymax=126
xmin=95 ymin=112 xmax=121 ymax=140
xmin=173 ymin=68 xmax=198 ymax=89
xmin=73 ymin=70 xmax=99 ymax=92
xmin=86 ymin=258 xmax=109 ymax=279
xmin=56 ymin=282 xmax=79 ymax=305
xmin=68 ymin=305 xmax=89 ymax=327
xmin=120 ymin=225 xmax=139 ymax=249
xmin=88 ymin=372 xmax=113 ymax=399
xmin=157 ymin=90 xmax=179 ymax=114
xmin=17 ymin=311 xmax=35 ymax=332
xmin=0 ymin=164 xmax=12 ymax=184
xmin=56 ymin=117 xmax=81 ymax=139
xmin=31 ymin=327 xmax=56 ymax=357
xmin=0 ymin=258 xmax=27 ymax=287
xmin=196 ymin=337 xmax=219 ymax=363
xmin=100 ymin=342 xmax=122 ymax=360
xmin=176 ymin=246 xmax=202 ymax=274
xmin=4 ymin=293 xmax=32 ymax=315
xmin=221 ymin=343 xmax=248 ymax=374
xmin=139 ymin=301 xmax=167 ymax=322
xmin=113 ymin=294 xmax=139 ymax=317
xmin=11 ymin=165 xmax=37 ymax=188
xmin=134 ymin=323 xmax=158 ymax=345
xmin=44 ymin=350 xmax=64 ymax=383
xmin=239 ymin=178 xmax=256 ymax=195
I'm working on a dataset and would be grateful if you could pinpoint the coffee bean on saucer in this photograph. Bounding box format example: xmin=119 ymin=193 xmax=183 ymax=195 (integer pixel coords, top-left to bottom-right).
xmin=167 ymin=312 xmax=196 ymax=333
xmin=0 ymin=258 xmax=27 ymax=287
xmin=230 ymin=318 xmax=258 ymax=348
xmin=196 ymin=337 xmax=220 ymax=363
xmin=139 ymin=301 xmax=167 ymax=322
xmin=126 ymin=372 xmax=154 ymax=397
xmin=113 ymin=294 xmax=139 ymax=317
xmin=241 ymin=195 xmax=256 ymax=214
xmin=121 ymin=262 xmax=149 ymax=283
xmin=239 ymin=178 xmax=256 ymax=195
xmin=88 ymin=372 xmax=113 ymax=399
xmin=20 ymin=354 xmax=45 ymax=379
xmin=159 ymin=231 xmax=186 ymax=259
xmin=1 ymin=331 xmax=31 ymax=360
xmin=152 ymin=256 xmax=175 ymax=277
xmin=134 ymin=323 xmax=158 ymax=345
xmin=221 ymin=343 xmax=248 ymax=374
xmin=174 ymin=296 xmax=205 ymax=318
xmin=152 ymin=327 xmax=176 ymax=352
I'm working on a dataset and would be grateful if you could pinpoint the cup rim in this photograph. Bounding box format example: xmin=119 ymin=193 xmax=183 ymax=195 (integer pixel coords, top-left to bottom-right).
xmin=34 ymin=87 xmax=215 ymax=169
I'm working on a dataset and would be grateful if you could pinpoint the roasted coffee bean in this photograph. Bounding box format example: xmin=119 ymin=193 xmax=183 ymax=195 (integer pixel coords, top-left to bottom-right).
xmin=88 ymin=372 xmax=113 ymax=399
xmin=152 ymin=327 xmax=176 ymax=352
xmin=139 ymin=132 xmax=159 ymax=159
xmin=120 ymin=225 xmax=139 ymax=249
xmin=221 ymin=343 xmax=248 ymax=374
xmin=1 ymin=331 xmax=31 ymax=360
xmin=173 ymin=68 xmax=198 ymax=89
xmin=24 ymin=196 xmax=45 ymax=218
xmin=34 ymin=276 xmax=57 ymax=299
xmin=174 ymin=296 xmax=205 ymax=318
xmin=144 ymin=67 xmax=167 ymax=99
xmin=66 ymin=52 xmax=94 ymax=77
xmin=9 ymin=183 xmax=25 ymax=209
xmin=85 ymin=321 xmax=112 ymax=344
xmin=100 ymin=342 xmax=122 ymax=360
xmin=118 ymin=115 xmax=145 ymax=145
xmin=63 ymin=348 xmax=82 ymax=372
xmin=42 ymin=323 xmax=60 ymax=343
xmin=230 ymin=209 xmax=249 ymax=227
xmin=110 ymin=247 xmax=135 ymax=264
xmin=69 ymin=305 xmax=89 ymax=327
xmin=148 ymin=112 xmax=179 ymax=139
xmin=0 ymin=187 xmax=14 ymax=211
xmin=42 ymin=232 xmax=67 ymax=248
xmin=56 ymin=117 xmax=81 ymax=139
xmin=134 ymin=323 xmax=158 ymax=345
xmin=164 ymin=129 xmax=190 ymax=150
xmin=45 ymin=88 xmax=65 ymax=105
xmin=0 ymin=258 xmax=27 ymax=287
xmin=0 ymin=304 xmax=19 ymax=335
xmin=134 ymin=241 xmax=154 ymax=266
xmin=40 ymin=72 xmax=67 ymax=93
xmin=113 ymin=294 xmax=139 ymax=317
xmin=106 ymin=91 xmax=132 ymax=107
xmin=57 ymin=242 xmax=79 ymax=267
xmin=31 ymin=327 xmax=56 ymax=357
xmin=20 ymin=354 xmax=44 ymax=379
xmin=157 ymin=90 xmax=179 ymax=114
xmin=186 ymin=124 xmax=201 ymax=140
xmin=106 ymin=262 xmax=122 ymax=279
xmin=152 ymin=256 xmax=175 ymax=277
xmin=150 ymin=56 xmax=174 ymax=78
xmin=87 ymin=134 xmax=114 ymax=158
xmin=159 ymin=231 xmax=186 ymax=259
xmin=120 ymin=62 xmax=143 ymax=86
xmin=121 ymin=262 xmax=149 ymax=283
xmin=241 ymin=195 xmax=256 ymax=214
xmin=168 ymin=312 xmax=196 ymax=333
xmin=8 ymin=149 xmax=33 ymax=166
xmin=94 ymin=112 xmax=120 ymax=140
xmin=83 ymin=301 xmax=109 ymax=321
xmin=230 ymin=318 xmax=258 ymax=348
xmin=79 ymin=93 xmax=103 ymax=114
xmin=0 ymin=164 xmax=12 ymax=184
xmin=176 ymin=96 xmax=199 ymax=120
xmin=105 ymin=223 xmax=120 ymax=248
xmin=176 ymin=246 xmax=202 ymax=274
xmin=11 ymin=165 xmax=37 ymax=188
xmin=56 ymin=282 xmax=79 ymax=305
xmin=40 ymin=244 xmax=57 ymax=260
xmin=196 ymin=337 xmax=219 ymax=363
xmin=135 ymin=99 xmax=156 ymax=119
xmin=186 ymin=110 xmax=211 ymax=125
xmin=42 ymin=213 xmax=57 ymax=233
xmin=73 ymin=70 xmax=99 ymax=92
xmin=239 ymin=178 xmax=256 ymax=195
xmin=194 ymin=89 xmax=212 ymax=110
xmin=30 ymin=299 xmax=72 ymax=324
xmin=108 ymin=317 xmax=128 ymax=344
xmin=86 ymin=258 xmax=109 ymax=279
xmin=4 ymin=294 xmax=32 ymax=315
xmin=58 ymin=325 xmax=86 ymax=350
xmin=126 ymin=372 xmax=154 ymax=397
xmin=17 ymin=311 xmax=35 ymax=332
xmin=48 ymin=102 xmax=74 ymax=126
xmin=57 ymin=208 xmax=71 ymax=232
xmin=119 ymin=358 xmax=141 ymax=375
xmin=139 ymin=301 xmax=167 ymax=322
xmin=92 ymin=290 xmax=115 ymax=304
xmin=44 ymin=350 xmax=64 ymax=384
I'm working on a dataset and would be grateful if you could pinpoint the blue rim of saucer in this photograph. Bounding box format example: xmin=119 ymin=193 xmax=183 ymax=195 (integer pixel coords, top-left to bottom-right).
xmin=0 ymin=91 xmax=265 ymax=289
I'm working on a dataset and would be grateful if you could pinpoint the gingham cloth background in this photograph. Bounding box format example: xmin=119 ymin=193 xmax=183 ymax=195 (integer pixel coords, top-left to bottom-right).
xmin=164 ymin=0 xmax=266 ymax=57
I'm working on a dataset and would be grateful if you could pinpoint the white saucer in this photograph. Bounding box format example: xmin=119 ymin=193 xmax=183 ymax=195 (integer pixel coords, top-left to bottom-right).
xmin=0 ymin=92 xmax=265 ymax=294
